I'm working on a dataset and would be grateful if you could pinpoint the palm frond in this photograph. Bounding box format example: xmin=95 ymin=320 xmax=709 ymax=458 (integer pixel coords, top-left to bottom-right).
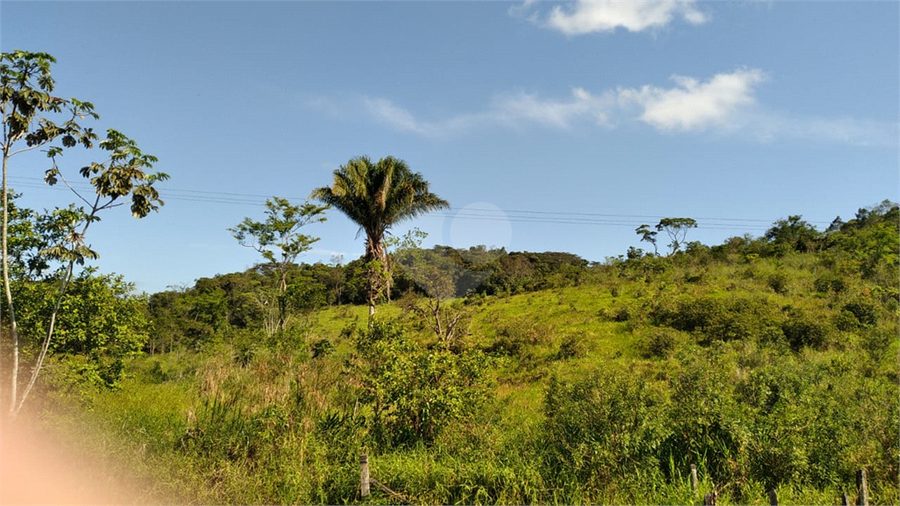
xmin=311 ymin=155 xmax=448 ymax=259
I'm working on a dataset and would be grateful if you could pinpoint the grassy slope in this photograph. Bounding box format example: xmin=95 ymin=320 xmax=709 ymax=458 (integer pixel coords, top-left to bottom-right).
xmin=27 ymin=252 xmax=900 ymax=505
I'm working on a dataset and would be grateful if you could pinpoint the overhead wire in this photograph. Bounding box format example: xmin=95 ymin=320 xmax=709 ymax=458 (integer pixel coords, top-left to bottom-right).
xmin=5 ymin=174 xmax=825 ymax=233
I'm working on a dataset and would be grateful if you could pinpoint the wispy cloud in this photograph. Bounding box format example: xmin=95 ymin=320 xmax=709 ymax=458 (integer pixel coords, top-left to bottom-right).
xmin=305 ymin=69 xmax=898 ymax=147
xmin=516 ymin=0 xmax=709 ymax=36
xmin=310 ymin=88 xmax=615 ymax=137
xmin=740 ymin=111 xmax=900 ymax=147
xmin=490 ymin=87 xmax=615 ymax=129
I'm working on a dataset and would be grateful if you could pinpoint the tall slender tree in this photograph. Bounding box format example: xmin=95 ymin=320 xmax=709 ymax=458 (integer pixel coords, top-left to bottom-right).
xmin=311 ymin=156 xmax=448 ymax=318
xmin=229 ymin=197 xmax=327 ymax=333
xmin=2 ymin=51 xmax=167 ymax=415
xmin=2 ymin=50 xmax=97 ymax=413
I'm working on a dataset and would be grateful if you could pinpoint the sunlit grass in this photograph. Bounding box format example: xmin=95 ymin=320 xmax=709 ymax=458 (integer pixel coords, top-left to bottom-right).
xmin=29 ymin=249 xmax=900 ymax=505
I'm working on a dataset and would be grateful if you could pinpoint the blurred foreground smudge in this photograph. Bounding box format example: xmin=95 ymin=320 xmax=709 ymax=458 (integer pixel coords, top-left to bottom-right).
xmin=1 ymin=417 xmax=165 ymax=505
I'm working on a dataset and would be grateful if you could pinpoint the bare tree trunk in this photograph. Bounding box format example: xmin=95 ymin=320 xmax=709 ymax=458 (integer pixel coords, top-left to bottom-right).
xmin=279 ymin=267 xmax=288 ymax=332
xmin=2 ymin=150 xmax=21 ymax=415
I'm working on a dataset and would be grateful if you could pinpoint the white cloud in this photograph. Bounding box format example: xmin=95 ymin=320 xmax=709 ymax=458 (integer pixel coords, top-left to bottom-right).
xmin=532 ymin=0 xmax=709 ymax=35
xmin=306 ymin=68 xmax=897 ymax=147
xmin=619 ymin=68 xmax=767 ymax=131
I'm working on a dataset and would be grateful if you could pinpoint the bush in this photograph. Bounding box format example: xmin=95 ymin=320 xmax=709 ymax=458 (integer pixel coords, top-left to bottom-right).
xmin=556 ymin=334 xmax=586 ymax=360
xmin=310 ymin=338 xmax=334 ymax=359
xmin=782 ymin=312 xmax=830 ymax=350
xmin=14 ymin=271 xmax=150 ymax=390
xmin=541 ymin=370 xmax=668 ymax=491
xmin=661 ymin=351 xmax=748 ymax=489
xmin=842 ymin=299 xmax=878 ymax=327
xmin=652 ymin=294 xmax=783 ymax=345
xmin=640 ymin=327 xmax=684 ymax=358
xmin=814 ymin=273 xmax=846 ymax=294
xmin=832 ymin=310 xmax=861 ymax=332
xmin=767 ymin=272 xmax=789 ymax=294
xmin=351 ymin=321 xmax=491 ymax=447
xmin=598 ymin=304 xmax=631 ymax=322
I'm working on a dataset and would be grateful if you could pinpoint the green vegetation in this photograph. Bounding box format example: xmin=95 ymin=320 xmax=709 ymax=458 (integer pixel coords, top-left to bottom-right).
xmin=1 ymin=50 xmax=897 ymax=506
xmin=4 ymin=197 xmax=896 ymax=505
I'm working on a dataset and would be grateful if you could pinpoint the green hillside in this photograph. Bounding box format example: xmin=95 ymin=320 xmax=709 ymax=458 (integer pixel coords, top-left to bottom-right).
xmin=15 ymin=201 xmax=898 ymax=505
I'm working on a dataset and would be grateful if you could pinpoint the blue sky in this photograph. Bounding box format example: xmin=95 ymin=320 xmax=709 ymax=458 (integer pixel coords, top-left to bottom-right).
xmin=2 ymin=1 xmax=898 ymax=294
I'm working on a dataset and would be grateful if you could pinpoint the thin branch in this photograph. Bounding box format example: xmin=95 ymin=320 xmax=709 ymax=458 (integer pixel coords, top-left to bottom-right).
xmin=56 ymin=170 xmax=92 ymax=207
xmin=9 ymin=144 xmax=43 ymax=157
xmin=95 ymin=199 xmax=123 ymax=212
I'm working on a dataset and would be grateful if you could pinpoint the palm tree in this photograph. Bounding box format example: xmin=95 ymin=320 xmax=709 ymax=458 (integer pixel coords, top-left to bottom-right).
xmin=311 ymin=156 xmax=449 ymax=317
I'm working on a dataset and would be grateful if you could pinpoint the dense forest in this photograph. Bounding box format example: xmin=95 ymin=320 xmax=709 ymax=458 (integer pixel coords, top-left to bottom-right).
xmin=3 ymin=195 xmax=897 ymax=505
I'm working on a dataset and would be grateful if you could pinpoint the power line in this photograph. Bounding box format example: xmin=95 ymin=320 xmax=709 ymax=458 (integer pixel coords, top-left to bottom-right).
xmin=423 ymin=213 xmax=772 ymax=232
xmin=5 ymin=175 xmax=826 ymax=232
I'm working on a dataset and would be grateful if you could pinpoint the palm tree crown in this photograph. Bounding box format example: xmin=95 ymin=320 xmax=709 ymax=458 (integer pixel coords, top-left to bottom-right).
xmin=310 ymin=156 xmax=449 ymax=263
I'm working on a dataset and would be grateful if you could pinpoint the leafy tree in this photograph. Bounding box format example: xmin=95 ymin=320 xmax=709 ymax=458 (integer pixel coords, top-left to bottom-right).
xmin=2 ymin=50 xmax=167 ymax=415
xmin=310 ymin=156 xmax=449 ymax=319
xmin=8 ymin=130 xmax=167 ymax=414
xmin=3 ymin=190 xmax=57 ymax=279
xmin=475 ymin=251 xmax=587 ymax=295
xmin=635 ymin=224 xmax=659 ymax=256
xmin=822 ymin=201 xmax=898 ymax=281
xmin=326 ymin=254 xmax=345 ymax=305
xmin=764 ymin=215 xmax=820 ymax=255
xmin=383 ymin=227 xmax=427 ymax=302
xmin=391 ymin=235 xmax=478 ymax=347
xmin=350 ymin=321 xmax=489 ymax=447
xmin=2 ymin=50 xmax=98 ymax=412
xmin=656 ymin=217 xmax=698 ymax=256
xmin=229 ymin=197 xmax=327 ymax=333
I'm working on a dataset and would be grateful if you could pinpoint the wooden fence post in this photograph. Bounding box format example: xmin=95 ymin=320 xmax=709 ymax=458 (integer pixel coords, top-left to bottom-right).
xmin=360 ymin=452 xmax=370 ymax=497
xmin=703 ymin=490 xmax=717 ymax=506
xmin=690 ymin=464 xmax=698 ymax=493
xmin=841 ymin=492 xmax=850 ymax=506
xmin=856 ymin=469 xmax=868 ymax=506
xmin=768 ymin=489 xmax=778 ymax=506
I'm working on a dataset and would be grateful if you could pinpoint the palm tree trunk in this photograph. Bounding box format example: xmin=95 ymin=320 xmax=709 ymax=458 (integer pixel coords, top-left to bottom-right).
xmin=364 ymin=236 xmax=386 ymax=326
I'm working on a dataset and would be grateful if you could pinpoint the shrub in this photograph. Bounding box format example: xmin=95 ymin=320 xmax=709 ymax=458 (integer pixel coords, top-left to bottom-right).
xmin=842 ymin=299 xmax=878 ymax=327
xmin=861 ymin=325 xmax=895 ymax=360
xmin=782 ymin=312 xmax=830 ymax=350
xmin=652 ymin=294 xmax=783 ymax=345
xmin=640 ymin=327 xmax=684 ymax=359
xmin=832 ymin=310 xmax=861 ymax=332
xmin=484 ymin=317 xmax=555 ymax=355
xmin=351 ymin=322 xmax=491 ymax=447
xmin=598 ymin=304 xmax=631 ymax=322
xmin=556 ymin=334 xmax=586 ymax=360
xmin=661 ymin=352 xmax=748 ymax=489
xmin=767 ymin=272 xmax=789 ymax=294
xmin=814 ymin=273 xmax=846 ymax=294
xmin=541 ymin=370 xmax=668 ymax=491
xmin=310 ymin=338 xmax=334 ymax=358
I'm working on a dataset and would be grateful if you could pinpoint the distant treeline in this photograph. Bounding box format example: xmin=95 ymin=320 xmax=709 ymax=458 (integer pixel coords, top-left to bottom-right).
xmin=145 ymin=200 xmax=898 ymax=352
